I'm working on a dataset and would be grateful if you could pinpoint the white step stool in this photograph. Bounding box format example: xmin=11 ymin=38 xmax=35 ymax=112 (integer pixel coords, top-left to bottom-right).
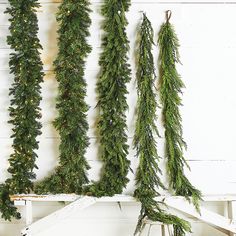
xmin=139 ymin=218 xmax=172 ymax=236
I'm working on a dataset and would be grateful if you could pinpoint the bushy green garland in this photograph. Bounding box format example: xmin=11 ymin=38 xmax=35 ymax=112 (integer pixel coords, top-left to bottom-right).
xmin=84 ymin=0 xmax=131 ymax=197
xmin=134 ymin=13 xmax=191 ymax=236
xmin=35 ymin=0 xmax=92 ymax=194
xmin=158 ymin=11 xmax=202 ymax=212
xmin=0 ymin=0 xmax=44 ymax=220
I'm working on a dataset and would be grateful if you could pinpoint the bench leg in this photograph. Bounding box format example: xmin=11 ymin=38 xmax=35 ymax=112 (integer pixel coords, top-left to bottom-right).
xmin=138 ymin=223 xmax=146 ymax=236
xmin=161 ymin=224 xmax=166 ymax=236
xmin=26 ymin=201 xmax=33 ymax=226
xmin=228 ymin=201 xmax=236 ymax=236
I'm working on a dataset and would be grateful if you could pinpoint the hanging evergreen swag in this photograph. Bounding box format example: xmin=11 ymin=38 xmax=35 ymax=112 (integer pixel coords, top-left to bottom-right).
xmin=35 ymin=0 xmax=92 ymax=194
xmin=84 ymin=0 xmax=131 ymax=197
xmin=133 ymin=13 xmax=191 ymax=236
xmin=0 ymin=0 xmax=44 ymax=220
xmin=158 ymin=11 xmax=202 ymax=211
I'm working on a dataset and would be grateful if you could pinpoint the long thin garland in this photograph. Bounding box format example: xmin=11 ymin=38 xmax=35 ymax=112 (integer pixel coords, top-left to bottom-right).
xmin=0 ymin=0 xmax=44 ymax=220
xmin=158 ymin=11 xmax=202 ymax=212
xmin=35 ymin=0 xmax=92 ymax=194
xmin=84 ymin=0 xmax=131 ymax=197
xmin=134 ymin=13 xmax=191 ymax=236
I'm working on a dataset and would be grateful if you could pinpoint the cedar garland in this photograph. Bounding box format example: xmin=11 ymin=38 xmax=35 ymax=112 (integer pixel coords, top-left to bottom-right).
xmin=0 ymin=0 xmax=44 ymax=220
xmin=84 ymin=0 xmax=131 ymax=197
xmin=35 ymin=0 xmax=92 ymax=194
xmin=158 ymin=11 xmax=202 ymax=212
xmin=133 ymin=13 xmax=191 ymax=236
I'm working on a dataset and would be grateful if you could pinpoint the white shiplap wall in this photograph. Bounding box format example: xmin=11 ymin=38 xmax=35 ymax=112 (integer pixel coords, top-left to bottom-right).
xmin=0 ymin=1 xmax=236 ymax=235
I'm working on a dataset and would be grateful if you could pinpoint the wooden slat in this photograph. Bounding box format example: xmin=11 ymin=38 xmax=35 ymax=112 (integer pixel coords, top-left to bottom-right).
xmin=11 ymin=194 xmax=236 ymax=203
xmin=21 ymin=196 xmax=97 ymax=236
xmin=1 ymin=0 xmax=236 ymax=3
xmin=164 ymin=198 xmax=236 ymax=234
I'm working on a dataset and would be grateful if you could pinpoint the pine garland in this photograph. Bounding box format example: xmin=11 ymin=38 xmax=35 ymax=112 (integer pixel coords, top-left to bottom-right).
xmin=35 ymin=0 xmax=92 ymax=194
xmin=158 ymin=11 xmax=202 ymax=212
xmin=84 ymin=0 xmax=131 ymax=197
xmin=133 ymin=13 xmax=191 ymax=236
xmin=0 ymin=0 xmax=44 ymax=220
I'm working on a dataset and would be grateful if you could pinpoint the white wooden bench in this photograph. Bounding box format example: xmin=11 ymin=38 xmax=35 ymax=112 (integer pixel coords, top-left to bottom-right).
xmin=11 ymin=194 xmax=236 ymax=236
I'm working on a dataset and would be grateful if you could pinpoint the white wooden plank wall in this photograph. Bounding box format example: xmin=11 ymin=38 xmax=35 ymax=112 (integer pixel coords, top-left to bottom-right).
xmin=1 ymin=0 xmax=236 ymax=235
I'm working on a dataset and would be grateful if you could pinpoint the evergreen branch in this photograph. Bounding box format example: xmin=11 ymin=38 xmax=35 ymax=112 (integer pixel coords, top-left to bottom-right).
xmin=35 ymin=0 xmax=92 ymax=194
xmin=84 ymin=0 xmax=131 ymax=197
xmin=0 ymin=185 xmax=21 ymax=221
xmin=0 ymin=0 xmax=44 ymax=220
xmin=158 ymin=12 xmax=202 ymax=213
xmin=133 ymin=14 xmax=191 ymax=236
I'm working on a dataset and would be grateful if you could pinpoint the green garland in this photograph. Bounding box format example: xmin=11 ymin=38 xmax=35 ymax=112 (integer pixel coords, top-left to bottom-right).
xmin=134 ymin=13 xmax=191 ymax=236
xmin=158 ymin=11 xmax=202 ymax=211
xmin=0 ymin=0 xmax=44 ymax=220
xmin=84 ymin=0 xmax=131 ymax=197
xmin=35 ymin=0 xmax=92 ymax=194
